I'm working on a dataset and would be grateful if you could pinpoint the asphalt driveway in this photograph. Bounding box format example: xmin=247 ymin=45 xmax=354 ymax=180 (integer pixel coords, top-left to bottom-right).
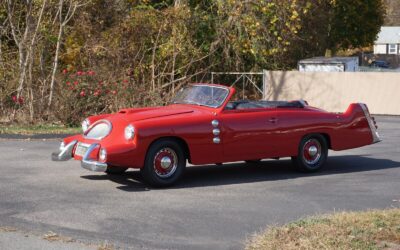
xmin=0 ymin=116 xmax=399 ymax=249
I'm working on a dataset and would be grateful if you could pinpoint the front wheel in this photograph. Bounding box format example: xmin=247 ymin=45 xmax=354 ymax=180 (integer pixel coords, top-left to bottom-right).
xmin=141 ymin=139 xmax=186 ymax=187
xmin=291 ymin=134 xmax=328 ymax=172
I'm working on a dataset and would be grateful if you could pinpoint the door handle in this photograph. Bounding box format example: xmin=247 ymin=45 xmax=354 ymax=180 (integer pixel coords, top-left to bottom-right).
xmin=269 ymin=117 xmax=278 ymax=123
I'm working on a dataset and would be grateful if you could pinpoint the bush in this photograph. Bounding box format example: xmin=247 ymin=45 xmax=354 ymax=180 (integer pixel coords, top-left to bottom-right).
xmin=54 ymin=69 xmax=166 ymax=125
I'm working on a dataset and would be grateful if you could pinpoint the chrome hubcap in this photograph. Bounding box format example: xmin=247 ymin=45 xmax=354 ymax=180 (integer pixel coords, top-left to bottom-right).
xmin=308 ymin=146 xmax=318 ymax=157
xmin=153 ymin=148 xmax=178 ymax=178
xmin=160 ymin=156 xmax=172 ymax=169
xmin=303 ymin=139 xmax=322 ymax=165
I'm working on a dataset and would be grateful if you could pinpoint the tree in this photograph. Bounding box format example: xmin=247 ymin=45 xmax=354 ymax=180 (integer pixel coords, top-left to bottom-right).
xmin=0 ymin=0 xmax=387 ymax=125
xmin=48 ymin=0 xmax=81 ymax=110
xmin=5 ymin=0 xmax=47 ymax=121
xmin=205 ymin=0 xmax=319 ymax=71
xmin=327 ymin=0 xmax=385 ymax=54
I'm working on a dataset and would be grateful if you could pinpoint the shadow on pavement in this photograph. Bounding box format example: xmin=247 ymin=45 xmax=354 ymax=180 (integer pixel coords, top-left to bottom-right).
xmin=80 ymin=155 xmax=400 ymax=191
xmin=81 ymin=174 xmax=150 ymax=192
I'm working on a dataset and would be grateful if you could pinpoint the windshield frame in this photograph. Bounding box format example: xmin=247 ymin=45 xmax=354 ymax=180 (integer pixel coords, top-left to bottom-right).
xmin=172 ymin=84 xmax=231 ymax=109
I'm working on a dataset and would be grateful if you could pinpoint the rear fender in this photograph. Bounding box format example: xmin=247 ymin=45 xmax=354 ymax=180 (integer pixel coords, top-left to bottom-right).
xmin=331 ymin=103 xmax=381 ymax=150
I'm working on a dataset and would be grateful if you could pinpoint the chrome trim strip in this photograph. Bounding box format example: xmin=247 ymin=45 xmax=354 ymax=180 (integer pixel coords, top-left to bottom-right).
xmin=51 ymin=140 xmax=77 ymax=161
xmin=192 ymin=84 xmax=230 ymax=91
xmin=81 ymin=143 xmax=107 ymax=172
xmin=359 ymin=103 xmax=381 ymax=144
xmin=84 ymin=119 xmax=112 ymax=140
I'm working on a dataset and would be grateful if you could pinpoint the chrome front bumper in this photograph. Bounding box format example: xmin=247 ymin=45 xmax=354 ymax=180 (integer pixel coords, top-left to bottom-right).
xmin=51 ymin=140 xmax=77 ymax=161
xmin=81 ymin=143 xmax=107 ymax=172
xmin=51 ymin=141 xmax=107 ymax=172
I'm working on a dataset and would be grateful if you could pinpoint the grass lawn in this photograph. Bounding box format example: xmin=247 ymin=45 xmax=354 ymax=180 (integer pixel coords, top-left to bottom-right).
xmin=0 ymin=124 xmax=80 ymax=135
xmin=246 ymin=208 xmax=400 ymax=250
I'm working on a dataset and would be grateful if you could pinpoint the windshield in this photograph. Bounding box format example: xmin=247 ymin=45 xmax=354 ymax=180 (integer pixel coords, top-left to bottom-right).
xmin=172 ymin=85 xmax=229 ymax=108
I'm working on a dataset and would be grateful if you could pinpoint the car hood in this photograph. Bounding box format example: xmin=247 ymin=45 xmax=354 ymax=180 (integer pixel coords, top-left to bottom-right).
xmin=115 ymin=105 xmax=195 ymax=122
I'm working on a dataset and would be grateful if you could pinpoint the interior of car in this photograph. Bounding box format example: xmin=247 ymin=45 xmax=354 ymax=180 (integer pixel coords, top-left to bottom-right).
xmin=224 ymin=100 xmax=306 ymax=110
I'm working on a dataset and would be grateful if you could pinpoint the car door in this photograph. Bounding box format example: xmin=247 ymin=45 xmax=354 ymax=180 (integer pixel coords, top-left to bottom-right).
xmin=218 ymin=108 xmax=279 ymax=162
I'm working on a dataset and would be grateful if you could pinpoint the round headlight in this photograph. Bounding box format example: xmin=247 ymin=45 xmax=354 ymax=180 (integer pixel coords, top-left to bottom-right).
xmin=82 ymin=119 xmax=90 ymax=132
xmin=99 ymin=148 xmax=107 ymax=161
xmin=124 ymin=124 xmax=135 ymax=140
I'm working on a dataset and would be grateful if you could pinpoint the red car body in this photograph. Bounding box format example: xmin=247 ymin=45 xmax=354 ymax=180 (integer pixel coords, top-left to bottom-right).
xmin=52 ymin=83 xmax=380 ymax=186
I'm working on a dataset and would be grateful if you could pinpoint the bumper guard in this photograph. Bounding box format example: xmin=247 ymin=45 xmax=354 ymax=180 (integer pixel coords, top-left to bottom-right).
xmin=81 ymin=143 xmax=107 ymax=172
xmin=51 ymin=140 xmax=77 ymax=161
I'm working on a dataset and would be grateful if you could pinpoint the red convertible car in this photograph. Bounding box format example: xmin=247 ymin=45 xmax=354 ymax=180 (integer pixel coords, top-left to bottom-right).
xmin=52 ymin=84 xmax=380 ymax=187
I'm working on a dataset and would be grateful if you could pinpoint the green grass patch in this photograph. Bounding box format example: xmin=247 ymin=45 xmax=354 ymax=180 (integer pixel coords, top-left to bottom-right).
xmin=0 ymin=124 xmax=80 ymax=135
xmin=246 ymin=208 xmax=400 ymax=250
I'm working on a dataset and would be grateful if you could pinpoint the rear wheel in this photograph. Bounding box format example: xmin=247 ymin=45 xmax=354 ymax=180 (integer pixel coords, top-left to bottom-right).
xmin=291 ymin=134 xmax=328 ymax=172
xmin=141 ymin=139 xmax=186 ymax=187
xmin=105 ymin=166 xmax=127 ymax=174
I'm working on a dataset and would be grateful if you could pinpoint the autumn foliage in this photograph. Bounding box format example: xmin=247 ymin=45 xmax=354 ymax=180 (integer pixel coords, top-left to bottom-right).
xmin=0 ymin=0 xmax=385 ymax=125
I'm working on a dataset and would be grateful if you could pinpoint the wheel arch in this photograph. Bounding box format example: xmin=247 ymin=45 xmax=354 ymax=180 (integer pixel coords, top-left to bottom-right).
xmin=146 ymin=136 xmax=191 ymax=163
xmin=320 ymin=133 xmax=332 ymax=149
xmin=300 ymin=132 xmax=332 ymax=149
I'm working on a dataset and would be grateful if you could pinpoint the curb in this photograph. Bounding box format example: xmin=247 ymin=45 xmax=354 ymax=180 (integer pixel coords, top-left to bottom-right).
xmin=0 ymin=134 xmax=73 ymax=140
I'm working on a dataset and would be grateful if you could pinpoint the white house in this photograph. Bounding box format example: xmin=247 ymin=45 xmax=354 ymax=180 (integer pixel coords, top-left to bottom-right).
xmin=298 ymin=57 xmax=359 ymax=72
xmin=374 ymin=26 xmax=400 ymax=55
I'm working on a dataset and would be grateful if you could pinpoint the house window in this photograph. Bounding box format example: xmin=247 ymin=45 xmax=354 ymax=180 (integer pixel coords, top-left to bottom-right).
xmin=389 ymin=44 xmax=397 ymax=54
